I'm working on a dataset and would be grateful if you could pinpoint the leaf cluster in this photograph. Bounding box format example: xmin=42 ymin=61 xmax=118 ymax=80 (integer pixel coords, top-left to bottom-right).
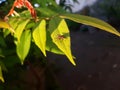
xmin=0 ymin=0 xmax=120 ymax=82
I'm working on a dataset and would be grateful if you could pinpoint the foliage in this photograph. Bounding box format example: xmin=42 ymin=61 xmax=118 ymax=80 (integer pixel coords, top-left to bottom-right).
xmin=100 ymin=0 xmax=120 ymax=19
xmin=90 ymin=0 xmax=120 ymax=21
xmin=0 ymin=0 xmax=120 ymax=83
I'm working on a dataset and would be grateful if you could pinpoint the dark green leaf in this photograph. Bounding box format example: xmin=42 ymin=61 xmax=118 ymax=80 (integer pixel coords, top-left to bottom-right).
xmin=3 ymin=56 xmax=20 ymax=68
xmin=0 ymin=66 xmax=4 ymax=82
xmin=36 ymin=8 xmax=57 ymax=17
xmin=0 ymin=61 xmax=7 ymax=72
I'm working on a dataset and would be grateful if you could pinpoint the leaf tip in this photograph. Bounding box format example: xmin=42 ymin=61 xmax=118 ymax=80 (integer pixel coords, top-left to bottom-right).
xmin=43 ymin=51 xmax=47 ymax=57
xmin=71 ymin=61 xmax=76 ymax=66
xmin=68 ymin=56 xmax=76 ymax=66
xmin=0 ymin=78 xmax=4 ymax=83
xmin=21 ymin=61 xmax=24 ymax=65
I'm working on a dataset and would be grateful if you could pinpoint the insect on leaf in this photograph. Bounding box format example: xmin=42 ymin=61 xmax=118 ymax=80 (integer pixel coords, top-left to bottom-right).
xmin=32 ymin=20 xmax=46 ymax=56
xmin=60 ymin=14 xmax=120 ymax=37
xmin=46 ymin=30 xmax=64 ymax=55
xmin=17 ymin=30 xmax=31 ymax=64
xmin=49 ymin=17 xmax=76 ymax=65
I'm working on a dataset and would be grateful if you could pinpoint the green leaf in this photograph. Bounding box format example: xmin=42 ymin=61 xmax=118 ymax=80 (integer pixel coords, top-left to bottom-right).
xmin=0 ymin=36 xmax=6 ymax=48
xmin=36 ymin=8 xmax=57 ymax=17
xmin=0 ymin=20 xmax=15 ymax=33
xmin=0 ymin=61 xmax=7 ymax=72
xmin=32 ymin=20 xmax=46 ymax=56
xmin=3 ymin=18 xmax=19 ymax=37
xmin=49 ymin=17 xmax=76 ymax=65
xmin=17 ymin=30 xmax=31 ymax=64
xmin=9 ymin=18 xmax=21 ymax=30
xmin=0 ymin=66 xmax=4 ymax=82
xmin=0 ymin=49 xmax=4 ymax=58
xmin=3 ymin=56 xmax=20 ymax=68
xmin=15 ymin=19 xmax=30 ymax=41
xmin=3 ymin=28 xmax=11 ymax=38
xmin=60 ymin=14 xmax=120 ymax=37
xmin=26 ymin=21 xmax=35 ymax=30
xmin=46 ymin=30 xmax=64 ymax=55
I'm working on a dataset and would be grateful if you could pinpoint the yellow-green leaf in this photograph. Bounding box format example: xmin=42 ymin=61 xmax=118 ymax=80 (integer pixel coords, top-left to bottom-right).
xmin=9 ymin=18 xmax=21 ymax=30
xmin=3 ymin=18 xmax=22 ymax=37
xmin=60 ymin=14 xmax=120 ymax=37
xmin=49 ymin=17 xmax=76 ymax=65
xmin=0 ymin=20 xmax=15 ymax=33
xmin=32 ymin=20 xmax=46 ymax=56
xmin=0 ymin=66 xmax=4 ymax=82
xmin=46 ymin=30 xmax=64 ymax=55
xmin=15 ymin=19 xmax=30 ymax=41
xmin=17 ymin=30 xmax=31 ymax=64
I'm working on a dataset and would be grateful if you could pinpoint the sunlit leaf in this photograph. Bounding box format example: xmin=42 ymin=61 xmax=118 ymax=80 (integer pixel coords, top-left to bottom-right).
xmin=60 ymin=14 xmax=120 ymax=36
xmin=0 ymin=20 xmax=15 ymax=33
xmin=3 ymin=18 xmax=21 ymax=37
xmin=9 ymin=17 xmax=21 ymax=30
xmin=49 ymin=17 xmax=76 ymax=65
xmin=46 ymin=30 xmax=64 ymax=55
xmin=0 ymin=66 xmax=4 ymax=82
xmin=15 ymin=19 xmax=30 ymax=41
xmin=33 ymin=20 xmax=46 ymax=56
xmin=17 ymin=30 xmax=31 ymax=64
